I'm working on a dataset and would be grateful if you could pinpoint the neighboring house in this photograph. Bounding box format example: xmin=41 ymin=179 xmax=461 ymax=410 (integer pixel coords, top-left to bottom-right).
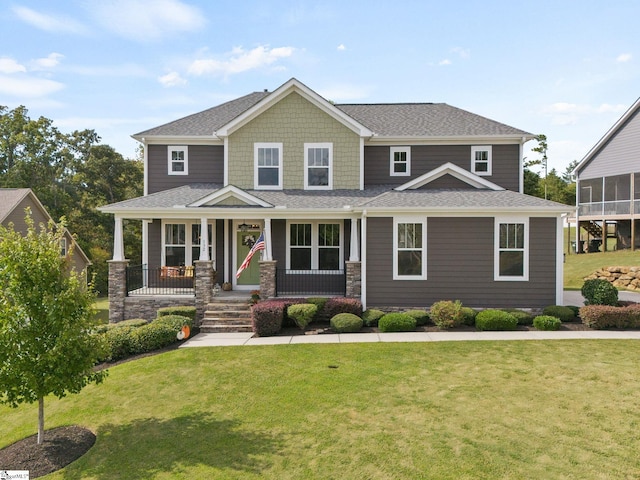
xmin=573 ymin=97 xmax=640 ymax=253
xmin=100 ymin=78 xmax=568 ymax=323
xmin=0 ymin=188 xmax=91 ymax=277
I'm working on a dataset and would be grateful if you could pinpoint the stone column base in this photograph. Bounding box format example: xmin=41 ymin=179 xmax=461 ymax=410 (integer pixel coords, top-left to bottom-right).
xmin=259 ymin=260 xmax=277 ymax=298
xmin=108 ymin=259 xmax=129 ymax=323
xmin=345 ymin=261 xmax=362 ymax=299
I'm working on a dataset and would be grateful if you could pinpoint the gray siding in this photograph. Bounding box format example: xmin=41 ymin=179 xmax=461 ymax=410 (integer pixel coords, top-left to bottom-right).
xmin=364 ymin=144 xmax=520 ymax=191
xmin=147 ymin=144 xmax=224 ymax=194
xmin=148 ymin=220 xmax=162 ymax=269
xmin=365 ymin=216 xmax=556 ymax=309
xmin=580 ymin=107 xmax=640 ymax=179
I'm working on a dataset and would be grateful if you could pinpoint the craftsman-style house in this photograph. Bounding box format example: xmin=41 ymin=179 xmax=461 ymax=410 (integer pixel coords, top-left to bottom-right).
xmin=101 ymin=78 xmax=568 ymax=323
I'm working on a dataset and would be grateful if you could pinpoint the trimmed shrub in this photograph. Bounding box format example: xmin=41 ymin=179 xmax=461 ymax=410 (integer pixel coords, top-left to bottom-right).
xmin=157 ymin=306 xmax=197 ymax=322
xmin=378 ymin=313 xmax=417 ymax=333
xmin=287 ymin=303 xmax=318 ymax=330
xmin=579 ymin=304 xmax=640 ymax=329
xmin=362 ymin=309 xmax=385 ymax=327
xmin=504 ymin=309 xmax=534 ymax=326
xmin=533 ymin=315 xmax=561 ymax=331
xmin=324 ymin=297 xmax=363 ymax=319
xmin=475 ymin=309 xmax=518 ymax=331
xmin=581 ymin=279 xmax=619 ymax=306
xmin=307 ymin=297 xmax=328 ymax=320
xmin=251 ymin=301 xmax=285 ymax=336
xmin=330 ymin=313 xmax=363 ymax=333
xmin=429 ymin=300 xmax=464 ymax=329
xmin=404 ymin=309 xmax=430 ymax=326
xmin=460 ymin=307 xmax=477 ymax=326
xmin=154 ymin=314 xmax=193 ymax=330
xmin=101 ymin=326 xmax=136 ymax=362
xmin=566 ymin=305 xmax=581 ymax=317
xmin=542 ymin=305 xmax=576 ymax=323
xmin=130 ymin=322 xmax=177 ymax=354
xmin=94 ymin=318 xmax=147 ymax=334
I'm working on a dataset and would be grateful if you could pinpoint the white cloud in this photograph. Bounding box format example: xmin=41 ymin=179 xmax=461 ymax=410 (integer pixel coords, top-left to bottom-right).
xmin=12 ymin=6 xmax=88 ymax=34
xmin=337 ymin=44 xmax=346 ymax=51
xmin=89 ymin=0 xmax=205 ymax=41
xmin=0 ymin=57 xmax=27 ymax=74
xmin=31 ymin=53 xmax=64 ymax=70
xmin=158 ymin=71 xmax=187 ymax=87
xmin=451 ymin=47 xmax=470 ymax=59
xmin=616 ymin=53 xmax=632 ymax=63
xmin=438 ymin=59 xmax=452 ymax=66
xmin=0 ymin=75 xmax=64 ymax=97
xmin=317 ymin=83 xmax=374 ymax=102
xmin=188 ymin=45 xmax=295 ymax=76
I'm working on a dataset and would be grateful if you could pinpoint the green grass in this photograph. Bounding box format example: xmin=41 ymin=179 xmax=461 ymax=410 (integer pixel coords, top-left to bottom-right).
xmin=564 ymin=248 xmax=640 ymax=289
xmin=93 ymin=297 xmax=109 ymax=324
xmin=2 ymin=342 xmax=640 ymax=479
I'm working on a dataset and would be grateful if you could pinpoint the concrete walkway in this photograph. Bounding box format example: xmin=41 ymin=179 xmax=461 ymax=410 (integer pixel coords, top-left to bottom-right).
xmin=180 ymin=290 xmax=640 ymax=348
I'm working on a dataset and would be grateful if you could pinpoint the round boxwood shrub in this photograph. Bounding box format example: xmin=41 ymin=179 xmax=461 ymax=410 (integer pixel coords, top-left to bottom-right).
xmin=460 ymin=307 xmax=477 ymax=326
xmin=429 ymin=300 xmax=464 ymax=329
xmin=287 ymin=303 xmax=318 ymax=330
xmin=566 ymin=305 xmax=581 ymax=317
xmin=378 ymin=313 xmax=417 ymax=333
xmin=475 ymin=309 xmax=518 ymax=331
xmin=505 ymin=309 xmax=534 ymax=326
xmin=542 ymin=305 xmax=576 ymax=323
xmin=404 ymin=309 xmax=430 ymax=326
xmin=581 ymin=279 xmax=618 ymax=306
xmin=533 ymin=315 xmax=562 ymax=331
xmin=330 ymin=313 xmax=363 ymax=333
xmin=362 ymin=309 xmax=385 ymax=327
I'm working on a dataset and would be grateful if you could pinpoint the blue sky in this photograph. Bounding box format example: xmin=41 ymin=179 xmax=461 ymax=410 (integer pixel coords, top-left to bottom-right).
xmin=1 ymin=0 xmax=638 ymax=175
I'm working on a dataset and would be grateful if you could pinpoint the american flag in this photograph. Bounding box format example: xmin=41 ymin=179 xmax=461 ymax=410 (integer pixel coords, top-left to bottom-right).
xmin=235 ymin=232 xmax=265 ymax=278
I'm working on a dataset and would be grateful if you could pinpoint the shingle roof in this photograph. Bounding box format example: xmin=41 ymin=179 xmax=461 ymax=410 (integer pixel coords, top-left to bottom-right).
xmin=100 ymin=184 xmax=569 ymax=213
xmin=0 ymin=188 xmax=31 ymax=223
xmin=336 ymin=103 xmax=531 ymax=137
xmin=134 ymin=91 xmax=270 ymax=137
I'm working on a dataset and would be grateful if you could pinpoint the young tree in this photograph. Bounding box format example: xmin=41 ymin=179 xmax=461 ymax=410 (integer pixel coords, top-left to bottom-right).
xmin=0 ymin=210 xmax=107 ymax=444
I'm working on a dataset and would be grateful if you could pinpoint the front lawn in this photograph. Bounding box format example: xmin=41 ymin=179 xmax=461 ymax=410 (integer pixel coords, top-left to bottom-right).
xmin=564 ymin=248 xmax=640 ymax=289
xmin=2 ymin=342 xmax=640 ymax=479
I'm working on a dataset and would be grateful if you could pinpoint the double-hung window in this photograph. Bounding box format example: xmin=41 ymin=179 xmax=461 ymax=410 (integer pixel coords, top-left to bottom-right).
xmin=305 ymin=143 xmax=332 ymax=189
xmin=287 ymin=222 xmax=342 ymax=271
xmin=495 ymin=218 xmax=528 ymax=281
xmin=164 ymin=223 xmax=186 ymax=266
xmin=168 ymin=146 xmax=188 ymax=175
xmin=255 ymin=143 xmax=282 ymax=189
xmin=471 ymin=146 xmax=492 ymax=176
xmin=60 ymin=238 xmax=68 ymax=257
xmin=390 ymin=146 xmax=411 ymax=176
xmin=393 ymin=218 xmax=427 ymax=280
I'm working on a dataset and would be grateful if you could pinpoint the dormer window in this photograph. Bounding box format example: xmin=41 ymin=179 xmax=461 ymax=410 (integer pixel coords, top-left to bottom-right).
xmin=390 ymin=147 xmax=411 ymax=176
xmin=168 ymin=146 xmax=188 ymax=175
xmin=471 ymin=146 xmax=492 ymax=176
xmin=305 ymin=143 xmax=332 ymax=190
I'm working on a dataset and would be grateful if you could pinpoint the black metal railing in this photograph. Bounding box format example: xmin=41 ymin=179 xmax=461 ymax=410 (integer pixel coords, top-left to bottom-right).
xmin=126 ymin=265 xmax=195 ymax=296
xmin=275 ymin=269 xmax=346 ymax=296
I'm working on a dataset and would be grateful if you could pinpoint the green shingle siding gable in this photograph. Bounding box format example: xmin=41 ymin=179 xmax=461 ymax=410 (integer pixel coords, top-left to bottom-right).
xmin=228 ymin=92 xmax=361 ymax=189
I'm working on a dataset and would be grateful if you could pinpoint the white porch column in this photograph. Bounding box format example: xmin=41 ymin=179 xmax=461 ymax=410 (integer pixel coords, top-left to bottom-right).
xmin=113 ymin=216 xmax=125 ymax=261
xmin=263 ymin=218 xmax=273 ymax=261
xmin=199 ymin=217 xmax=209 ymax=261
xmin=349 ymin=218 xmax=360 ymax=261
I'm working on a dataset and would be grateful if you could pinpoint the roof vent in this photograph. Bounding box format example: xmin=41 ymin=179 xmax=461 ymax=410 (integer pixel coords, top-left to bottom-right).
xmin=264 ymin=89 xmax=268 ymax=93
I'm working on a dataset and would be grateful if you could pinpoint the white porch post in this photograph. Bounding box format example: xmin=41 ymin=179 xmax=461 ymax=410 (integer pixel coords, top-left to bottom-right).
xmin=263 ymin=218 xmax=273 ymax=261
xmin=113 ymin=216 xmax=125 ymax=261
xmin=349 ymin=218 xmax=360 ymax=261
xmin=199 ymin=217 xmax=209 ymax=261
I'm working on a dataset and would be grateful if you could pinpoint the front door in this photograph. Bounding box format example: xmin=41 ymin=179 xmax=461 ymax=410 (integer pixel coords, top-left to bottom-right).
xmin=235 ymin=229 xmax=261 ymax=288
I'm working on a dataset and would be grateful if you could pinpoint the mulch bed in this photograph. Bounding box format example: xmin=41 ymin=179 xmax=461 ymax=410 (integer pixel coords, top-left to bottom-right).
xmin=0 ymin=425 xmax=95 ymax=478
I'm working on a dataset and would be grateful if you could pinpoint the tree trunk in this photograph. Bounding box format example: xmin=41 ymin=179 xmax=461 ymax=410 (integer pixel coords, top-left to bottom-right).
xmin=37 ymin=396 xmax=45 ymax=444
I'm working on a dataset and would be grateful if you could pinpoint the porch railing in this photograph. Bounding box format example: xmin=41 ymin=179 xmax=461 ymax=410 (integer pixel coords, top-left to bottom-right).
xmin=126 ymin=265 xmax=195 ymax=296
xmin=579 ymin=200 xmax=635 ymax=216
xmin=275 ymin=269 xmax=346 ymax=296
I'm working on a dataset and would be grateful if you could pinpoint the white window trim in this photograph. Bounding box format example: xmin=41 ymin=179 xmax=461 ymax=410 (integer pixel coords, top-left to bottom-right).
xmin=60 ymin=237 xmax=68 ymax=257
xmin=494 ymin=216 xmax=529 ymax=281
xmin=471 ymin=145 xmax=492 ymax=176
xmin=161 ymin=220 xmax=216 ymax=268
xmin=390 ymin=146 xmax=411 ymax=177
xmin=168 ymin=146 xmax=188 ymax=175
xmin=285 ymin=220 xmax=343 ymax=274
xmin=304 ymin=142 xmax=333 ymax=190
xmin=393 ymin=217 xmax=427 ymax=280
xmin=254 ymin=142 xmax=283 ymax=190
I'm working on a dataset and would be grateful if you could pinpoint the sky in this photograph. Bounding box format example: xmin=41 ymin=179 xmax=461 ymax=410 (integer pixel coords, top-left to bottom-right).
xmin=1 ymin=0 xmax=639 ymax=176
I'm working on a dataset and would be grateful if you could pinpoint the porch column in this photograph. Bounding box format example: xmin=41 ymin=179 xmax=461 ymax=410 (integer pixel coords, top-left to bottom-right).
xmin=199 ymin=217 xmax=209 ymax=261
xmin=108 ymin=259 xmax=129 ymax=323
xmin=349 ymin=218 xmax=360 ymax=261
xmin=194 ymin=260 xmax=215 ymax=325
xmin=113 ymin=216 xmax=125 ymax=261
xmin=263 ymin=218 xmax=273 ymax=261
xmin=259 ymin=260 xmax=277 ymax=298
xmin=345 ymin=261 xmax=362 ymax=299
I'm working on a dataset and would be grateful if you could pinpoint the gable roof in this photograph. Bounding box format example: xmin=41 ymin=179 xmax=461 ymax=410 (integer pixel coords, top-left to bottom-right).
xmin=133 ymin=78 xmax=533 ymax=141
xmin=395 ymin=162 xmax=504 ymax=191
xmin=573 ymin=97 xmax=640 ymax=175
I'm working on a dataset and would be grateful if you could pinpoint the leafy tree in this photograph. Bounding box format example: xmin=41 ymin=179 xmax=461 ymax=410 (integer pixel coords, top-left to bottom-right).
xmin=0 ymin=211 xmax=107 ymax=444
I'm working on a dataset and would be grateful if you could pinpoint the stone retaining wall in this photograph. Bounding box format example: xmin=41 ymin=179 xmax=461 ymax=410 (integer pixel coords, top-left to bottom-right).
xmin=123 ymin=296 xmax=196 ymax=322
xmin=584 ymin=266 xmax=640 ymax=291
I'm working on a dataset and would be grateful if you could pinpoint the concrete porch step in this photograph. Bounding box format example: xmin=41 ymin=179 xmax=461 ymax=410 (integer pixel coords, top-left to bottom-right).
xmin=200 ymin=324 xmax=254 ymax=333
